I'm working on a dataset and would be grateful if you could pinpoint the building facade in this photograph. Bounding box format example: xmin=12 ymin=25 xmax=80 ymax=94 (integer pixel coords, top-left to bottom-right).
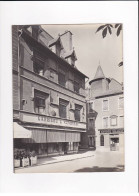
xmin=85 ymin=65 xmax=124 ymax=152
xmin=13 ymin=25 xmax=88 ymax=157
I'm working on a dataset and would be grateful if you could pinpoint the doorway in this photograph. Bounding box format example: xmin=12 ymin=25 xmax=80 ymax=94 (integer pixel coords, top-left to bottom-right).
xmin=110 ymin=137 xmax=119 ymax=151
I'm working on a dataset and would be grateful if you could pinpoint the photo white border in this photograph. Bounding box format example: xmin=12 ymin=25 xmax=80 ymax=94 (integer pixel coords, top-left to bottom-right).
xmin=0 ymin=1 xmax=138 ymax=194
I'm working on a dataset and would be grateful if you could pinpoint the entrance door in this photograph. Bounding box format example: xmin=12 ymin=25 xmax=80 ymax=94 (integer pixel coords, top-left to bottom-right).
xmin=110 ymin=138 xmax=119 ymax=151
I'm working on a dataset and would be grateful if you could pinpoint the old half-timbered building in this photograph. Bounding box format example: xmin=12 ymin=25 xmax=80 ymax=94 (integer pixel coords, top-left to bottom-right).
xmin=12 ymin=25 xmax=88 ymax=157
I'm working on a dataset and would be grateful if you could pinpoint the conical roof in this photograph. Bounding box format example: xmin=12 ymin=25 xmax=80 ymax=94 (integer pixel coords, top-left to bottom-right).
xmin=94 ymin=65 xmax=105 ymax=79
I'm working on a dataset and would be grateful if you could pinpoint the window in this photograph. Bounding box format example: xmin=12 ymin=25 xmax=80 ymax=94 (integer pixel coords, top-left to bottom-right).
xmin=88 ymin=118 xmax=95 ymax=130
xmin=74 ymin=81 xmax=79 ymax=94
xmin=74 ymin=104 xmax=81 ymax=121
xmin=119 ymin=116 xmax=124 ymax=127
xmin=34 ymin=91 xmax=47 ymax=114
xmin=58 ymin=72 xmax=66 ymax=87
xmin=100 ymin=135 xmax=104 ymax=146
xmin=88 ymin=102 xmax=94 ymax=111
xmin=103 ymin=99 xmax=109 ymax=111
xmin=103 ymin=117 xmax=108 ymax=128
xmin=118 ymin=97 xmax=124 ymax=109
xmin=110 ymin=115 xmax=117 ymax=126
xmin=33 ymin=62 xmax=44 ymax=76
xmin=59 ymin=99 xmax=68 ymax=119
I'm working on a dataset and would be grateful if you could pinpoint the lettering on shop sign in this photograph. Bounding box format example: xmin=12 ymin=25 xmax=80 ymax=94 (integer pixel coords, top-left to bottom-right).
xmin=99 ymin=129 xmax=124 ymax=134
xmin=38 ymin=115 xmax=79 ymax=126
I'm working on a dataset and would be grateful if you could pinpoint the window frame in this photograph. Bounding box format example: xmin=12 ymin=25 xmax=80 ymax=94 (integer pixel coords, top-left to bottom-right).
xmin=118 ymin=96 xmax=124 ymax=109
xmin=102 ymin=116 xmax=109 ymax=128
xmin=59 ymin=99 xmax=68 ymax=119
xmin=74 ymin=81 xmax=80 ymax=94
xmin=74 ymin=104 xmax=82 ymax=122
xmin=110 ymin=115 xmax=118 ymax=126
xmin=58 ymin=72 xmax=66 ymax=87
xmin=102 ymin=98 xmax=109 ymax=112
xmin=34 ymin=91 xmax=48 ymax=114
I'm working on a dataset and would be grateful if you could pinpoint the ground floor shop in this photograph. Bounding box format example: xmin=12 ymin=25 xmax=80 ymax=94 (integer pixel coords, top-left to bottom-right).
xmin=14 ymin=122 xmax=82 ymax=158
xmin=96 ymin=128 xmax=124 ymax=152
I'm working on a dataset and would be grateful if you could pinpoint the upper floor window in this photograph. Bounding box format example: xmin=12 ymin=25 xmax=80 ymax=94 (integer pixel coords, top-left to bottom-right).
xmin=74 ymin=104 xmax=82 ymax=121
xmin=102 ymin=99 xmax=109 ymax=111
xmin=58 ymin=72 xmax=66 ymax=87
xmin=33 ymin=62 xmax=44 ymax=76
xmin=74 ymin=81 xmax=79 ymax=94
xmin=34 ymin=90 xmax=48 ymax=114
xmin=110 ymin=115 xmax=117 ymax=126
xmin=103 ymin=117 xmax=108 ymax=128
xmin=88 ymin=118 xmax=95 ymax=130
xmin=118 ymin=97 xmax=124 ymax=109
xmin=59 ymin=99 xmax=68 ymax=119
xmin=88 ymin=102 xmax=94 ymax=112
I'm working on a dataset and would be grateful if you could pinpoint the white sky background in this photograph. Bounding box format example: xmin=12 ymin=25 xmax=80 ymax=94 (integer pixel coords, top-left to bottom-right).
xmin=42 ymin=24 xmax=123 ymax=84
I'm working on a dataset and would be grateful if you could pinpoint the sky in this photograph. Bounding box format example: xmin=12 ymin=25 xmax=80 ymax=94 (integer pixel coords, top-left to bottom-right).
xmin=42 ymin=24 xmax=123 ymax=85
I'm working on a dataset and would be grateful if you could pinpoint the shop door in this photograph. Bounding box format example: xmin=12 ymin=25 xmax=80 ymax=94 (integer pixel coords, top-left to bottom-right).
xmin=110 ymin=138 xmax=119 ymax=151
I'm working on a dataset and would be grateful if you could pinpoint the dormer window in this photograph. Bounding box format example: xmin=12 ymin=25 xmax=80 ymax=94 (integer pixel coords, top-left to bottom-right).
xmin=33 ymin=62 xmax=44 ymax=76
xmin=50 ymin=45 xmax=56 ymax=54
xmin=74 ymin=81 xmax=79 ymax=94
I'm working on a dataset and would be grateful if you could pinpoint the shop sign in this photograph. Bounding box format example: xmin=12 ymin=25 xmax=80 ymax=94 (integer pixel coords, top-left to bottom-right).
xmin=22 ymin=113 xmax=86 ymax=129
xmin=99 ymin=128 xmax=124 ymax=134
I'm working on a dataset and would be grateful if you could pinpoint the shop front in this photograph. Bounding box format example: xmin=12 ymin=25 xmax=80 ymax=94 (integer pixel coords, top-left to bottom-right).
xmin=98 ymin=128 xmax=124 ymax=152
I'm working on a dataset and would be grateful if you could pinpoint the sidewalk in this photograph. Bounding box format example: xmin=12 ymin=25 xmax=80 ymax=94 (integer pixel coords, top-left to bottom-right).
xmin=15 ymin=150 xmax=95 ymax=170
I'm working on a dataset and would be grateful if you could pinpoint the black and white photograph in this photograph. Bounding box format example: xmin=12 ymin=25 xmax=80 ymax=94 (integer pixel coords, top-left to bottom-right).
xmin=13 ymin=24 xmax=124 ymax=173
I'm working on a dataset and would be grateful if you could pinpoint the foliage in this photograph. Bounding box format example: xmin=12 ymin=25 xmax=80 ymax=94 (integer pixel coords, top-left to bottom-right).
xmin=96 ymin=23 xmax=122 ymax=38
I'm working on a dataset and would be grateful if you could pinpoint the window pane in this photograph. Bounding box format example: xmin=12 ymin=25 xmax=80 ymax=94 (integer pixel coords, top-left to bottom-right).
xmin=75 ymin=109 xmax=80 ymax=121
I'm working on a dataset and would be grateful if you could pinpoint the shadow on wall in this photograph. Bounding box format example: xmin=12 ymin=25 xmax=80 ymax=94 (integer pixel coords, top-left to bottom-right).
xmin=74 ymin=165 xmax=124 ymax=172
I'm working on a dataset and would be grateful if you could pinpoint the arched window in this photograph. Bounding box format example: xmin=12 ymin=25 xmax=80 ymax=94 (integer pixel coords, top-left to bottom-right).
xmin=100 ymin=135 xmax=104 ymax=146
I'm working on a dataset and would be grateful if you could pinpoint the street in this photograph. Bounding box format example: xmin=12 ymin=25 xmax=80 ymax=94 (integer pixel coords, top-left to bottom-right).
xmin=15 ymin=150 xmax=124 ymax=173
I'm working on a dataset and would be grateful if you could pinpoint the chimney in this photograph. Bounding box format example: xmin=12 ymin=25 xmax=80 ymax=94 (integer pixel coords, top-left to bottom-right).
xmin=60 ymin=30 xmax=73 ymax=53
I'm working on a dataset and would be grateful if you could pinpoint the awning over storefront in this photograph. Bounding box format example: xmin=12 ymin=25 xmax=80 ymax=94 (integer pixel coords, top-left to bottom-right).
xmin=13 ymin=122 xmax=32 ymax=138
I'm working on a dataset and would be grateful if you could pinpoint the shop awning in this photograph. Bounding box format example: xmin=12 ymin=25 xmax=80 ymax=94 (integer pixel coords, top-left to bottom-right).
xmin=13 ymin=122 xmax=32 ymax=138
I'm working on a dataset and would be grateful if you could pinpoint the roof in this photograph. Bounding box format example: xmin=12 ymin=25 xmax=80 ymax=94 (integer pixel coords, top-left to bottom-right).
xmin=94 ymin=65 xmax=105 ymax=79
xmin=61 ymin=49 xmax=77 ymax=60
xmin=48 ymin=36 xmax=63 ymax=49
xmin=21 ymin=29 xmax=88 ymax=79
xmin=89 ymin=65 xmax=107 ymax=85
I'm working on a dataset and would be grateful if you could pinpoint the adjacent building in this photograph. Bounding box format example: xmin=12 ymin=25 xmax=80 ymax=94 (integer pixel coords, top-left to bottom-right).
xmin=13 ymin=25 xmax=88 ymax=157
xmin=85 ymin=65 xmax=124 ymax=152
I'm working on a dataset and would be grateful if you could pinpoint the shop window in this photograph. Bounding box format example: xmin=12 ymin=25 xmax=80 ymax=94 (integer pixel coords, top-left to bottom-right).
xmin=58 ymin=72 xmax=66 ymax=87
xmin=110 ymin=115 xmax=117 ymax=126
xmin=59 ymin=99 xmax=68 ymax=119
xmin=34 ymin=90 xmax=48 ymax=114
xmin=102 ymin=99 xmax=109 ymax=111
xmin=69 ymin=142 xmax=73 ymax=151
xmin=118 ymin=97 xmax=124 ymax=109
xmin=103 ymin=117 xmax=108 ymax=128
xmin=74 ymin=104 xmax=82 ymax=121
xmin=74 ymin=81 xmax=79 ymax=93
xmin=100 ymin=135 xmax=104 ymax=146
